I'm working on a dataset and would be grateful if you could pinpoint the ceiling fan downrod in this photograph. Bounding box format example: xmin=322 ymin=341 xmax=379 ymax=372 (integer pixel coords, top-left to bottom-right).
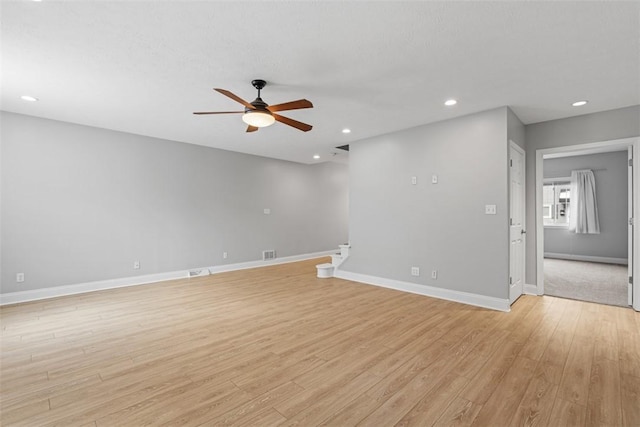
xmin=251 ymin=79 xmax=267 ymax=99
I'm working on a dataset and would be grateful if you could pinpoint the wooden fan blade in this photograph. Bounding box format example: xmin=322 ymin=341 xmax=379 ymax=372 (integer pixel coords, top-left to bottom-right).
xmin=273 ymin=113 xmax=313 ymax=132
xmin=193 ymin=111 xmax=244 ymax=115
xmin=246 ymin=125 xmax=259 ymax=133
xmin=267 ymin=99 xmax=313 ymax=113
xmin=214 ymin=89 xmax=255 ymax=110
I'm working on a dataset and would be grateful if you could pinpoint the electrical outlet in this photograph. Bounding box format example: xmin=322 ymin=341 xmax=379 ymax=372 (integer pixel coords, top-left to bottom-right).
xmin=411 ymin=267 xmax=420 ymax=276
xmin=223 ymin=252 xmax=228 ymax=259
xmin=263 ymin=208 xmax=271 ymax=215
xmin=431 ymin=270 xmax=438 ymax=279
xmin=133 ymin=261 xmax=140 ymax=270
xmin=16 ymin=273 xmax=24 ymax=283
xmin=485 ymin=204 xmax=497 ymax=215
xmin=411 ymin=176 xmax=417 ymax=185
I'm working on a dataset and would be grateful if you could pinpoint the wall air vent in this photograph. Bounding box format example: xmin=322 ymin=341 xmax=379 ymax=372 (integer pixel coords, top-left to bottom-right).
xmin=335 ymin=144 xmax=349 ymax=151
xmin=263 ymin=250 xmax=276 ymax=261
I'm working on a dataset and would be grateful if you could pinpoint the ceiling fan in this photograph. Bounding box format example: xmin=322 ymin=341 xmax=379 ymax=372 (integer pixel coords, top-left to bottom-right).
xmin=194 ymin=80 xmax=313 ymax=133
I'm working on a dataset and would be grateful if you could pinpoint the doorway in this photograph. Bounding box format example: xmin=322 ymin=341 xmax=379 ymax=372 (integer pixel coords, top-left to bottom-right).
xmin=535 ymin=137 xmax=639 ymax=310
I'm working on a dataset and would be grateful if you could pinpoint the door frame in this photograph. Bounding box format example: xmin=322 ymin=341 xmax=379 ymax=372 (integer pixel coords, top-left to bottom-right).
xmin=535 ymin=136 xmax=640 ymax=311
xmin=509 ymin=140 xmax=526 ymax=303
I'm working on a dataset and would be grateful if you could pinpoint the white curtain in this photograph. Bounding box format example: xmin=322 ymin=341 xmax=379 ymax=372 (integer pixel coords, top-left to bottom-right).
xmin=569 ymin=169 xmax=600 ymax=234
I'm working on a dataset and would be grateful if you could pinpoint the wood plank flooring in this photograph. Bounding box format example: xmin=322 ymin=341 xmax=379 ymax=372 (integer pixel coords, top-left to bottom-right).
xmin=1 ymin=258 xmax=639 ymax=426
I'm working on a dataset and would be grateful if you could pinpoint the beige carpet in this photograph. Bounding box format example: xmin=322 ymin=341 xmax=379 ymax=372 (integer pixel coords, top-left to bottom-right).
xmin=544 ymin=258 xmax=629 ymax=307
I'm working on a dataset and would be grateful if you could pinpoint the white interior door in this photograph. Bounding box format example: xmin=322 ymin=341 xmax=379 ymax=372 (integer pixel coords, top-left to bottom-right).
xmin=509 ymin=142 xmax=526 ymax=303
xmin=629 ymin=147 xmax=634 ymax=306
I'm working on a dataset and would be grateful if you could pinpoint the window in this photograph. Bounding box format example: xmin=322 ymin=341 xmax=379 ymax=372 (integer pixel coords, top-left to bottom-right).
xmin=543 ymin=181 xmax=571 ymax=226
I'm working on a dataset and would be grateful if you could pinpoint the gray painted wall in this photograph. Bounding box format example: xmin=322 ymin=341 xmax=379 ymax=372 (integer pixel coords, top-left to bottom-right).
xmin=1 ymin=112 xmax=349 ymax=293
xmin=508 ymin=107 xmax=526 ymax=150
xmin=525 ymin=105 xmax=640 ymax=285
xmin=340 ymin=107 xmax=510 ymax=299
xmin=543 ymin=151 xmax=628 ymax=260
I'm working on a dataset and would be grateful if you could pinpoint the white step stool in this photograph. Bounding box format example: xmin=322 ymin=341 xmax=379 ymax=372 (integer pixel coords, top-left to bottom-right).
xmin=316 ymin=263 xmax=334 ymax=278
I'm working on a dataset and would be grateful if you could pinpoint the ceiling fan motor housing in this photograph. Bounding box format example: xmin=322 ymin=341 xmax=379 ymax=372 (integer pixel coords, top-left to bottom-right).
xmin=247 ymin=97 xmax=270 ymax=113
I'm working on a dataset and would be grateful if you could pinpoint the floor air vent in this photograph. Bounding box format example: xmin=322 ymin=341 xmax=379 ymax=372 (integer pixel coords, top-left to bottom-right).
xmin=262 ymin=250 xmax=276 ymax=261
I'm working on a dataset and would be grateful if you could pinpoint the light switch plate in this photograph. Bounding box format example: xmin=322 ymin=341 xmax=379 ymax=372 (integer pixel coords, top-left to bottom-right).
xmin=432 ymin=175 xmax=438 ymax=184
xmin=485 ymin=204 xmax=497 ymax=215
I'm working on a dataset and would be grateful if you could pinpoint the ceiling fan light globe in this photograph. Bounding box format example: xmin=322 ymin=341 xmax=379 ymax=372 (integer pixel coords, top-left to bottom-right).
xmin=242 ymin=111 xmax=275 ymax=127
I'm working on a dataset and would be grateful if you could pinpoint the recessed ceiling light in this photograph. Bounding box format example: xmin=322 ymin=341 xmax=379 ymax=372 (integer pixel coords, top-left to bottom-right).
xmin=444 ymin=99 xmax=457 ymax=106
xmin=20 ymin=95 xmax=39 ymax=102
xmin=572 ymin=100 xmax=588 ymax=107
xmin=342 ymin=128 xmax=351 ymax=134
xmin=313 ymin=154 xmax=320 ymax=159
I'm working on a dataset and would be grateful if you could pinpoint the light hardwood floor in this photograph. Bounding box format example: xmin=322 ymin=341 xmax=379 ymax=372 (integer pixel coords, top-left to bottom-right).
xmin=1 ymin=258 xmax=639 ymax=426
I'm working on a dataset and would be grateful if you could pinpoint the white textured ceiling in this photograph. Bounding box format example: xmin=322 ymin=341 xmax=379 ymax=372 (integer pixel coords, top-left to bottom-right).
xmin=2 ymin=1 xmax=639 ymax=164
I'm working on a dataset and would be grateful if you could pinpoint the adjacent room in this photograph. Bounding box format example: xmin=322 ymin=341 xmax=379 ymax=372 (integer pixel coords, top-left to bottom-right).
xmin=542 ymin=150 xmax=630 ymax=307
xmin=1 ymin=1 xmax=639 ymax=426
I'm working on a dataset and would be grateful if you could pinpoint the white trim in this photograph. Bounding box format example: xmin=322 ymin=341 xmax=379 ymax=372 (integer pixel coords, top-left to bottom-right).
xmin=536 ymin=149 xmax=546 ymax=296
xmin=633 ymin=141 xmax=640 ymax=311
xmin=543 ymin=224 xmax=570 ymax=229
xmin=0 ymin=250 xmax=336 ymax=306
xmin=544 ymin=253 xmax=628 ymax=265
xmin=543 ymin=176 xmax=572 ymax=183
xmin=0 ymin=270 xmax=188 ymax=306
xmin=542 ymin=137 xmax=636 ymax=159
xmin=523 ymin=284 xmax=539 ymax=296
xmin=535 ymin=137 xmax=640 ymax=312
xmin=629 ymin=146 xmax=634 ymax=307
xmin=334 ymin=270 xmax=510 ymax=312
xmin=207 ymin=250 xmax=335 ymax=274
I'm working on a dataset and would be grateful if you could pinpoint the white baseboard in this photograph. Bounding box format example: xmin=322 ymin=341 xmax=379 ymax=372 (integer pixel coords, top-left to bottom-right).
xmin=544 ymin=252 xmax=628 ymax=265
xmin=0 ymin=250 xmax=335 ymax=306
xmin=0 ymin=270 xmax=188 ymax=306
xmin=524 ymin=283 xmax=540 ymax=296
xmin=207 ymin=250 xmax=335 ymax=274
xmin=333 ymin=270 xmax=511 ymax=312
